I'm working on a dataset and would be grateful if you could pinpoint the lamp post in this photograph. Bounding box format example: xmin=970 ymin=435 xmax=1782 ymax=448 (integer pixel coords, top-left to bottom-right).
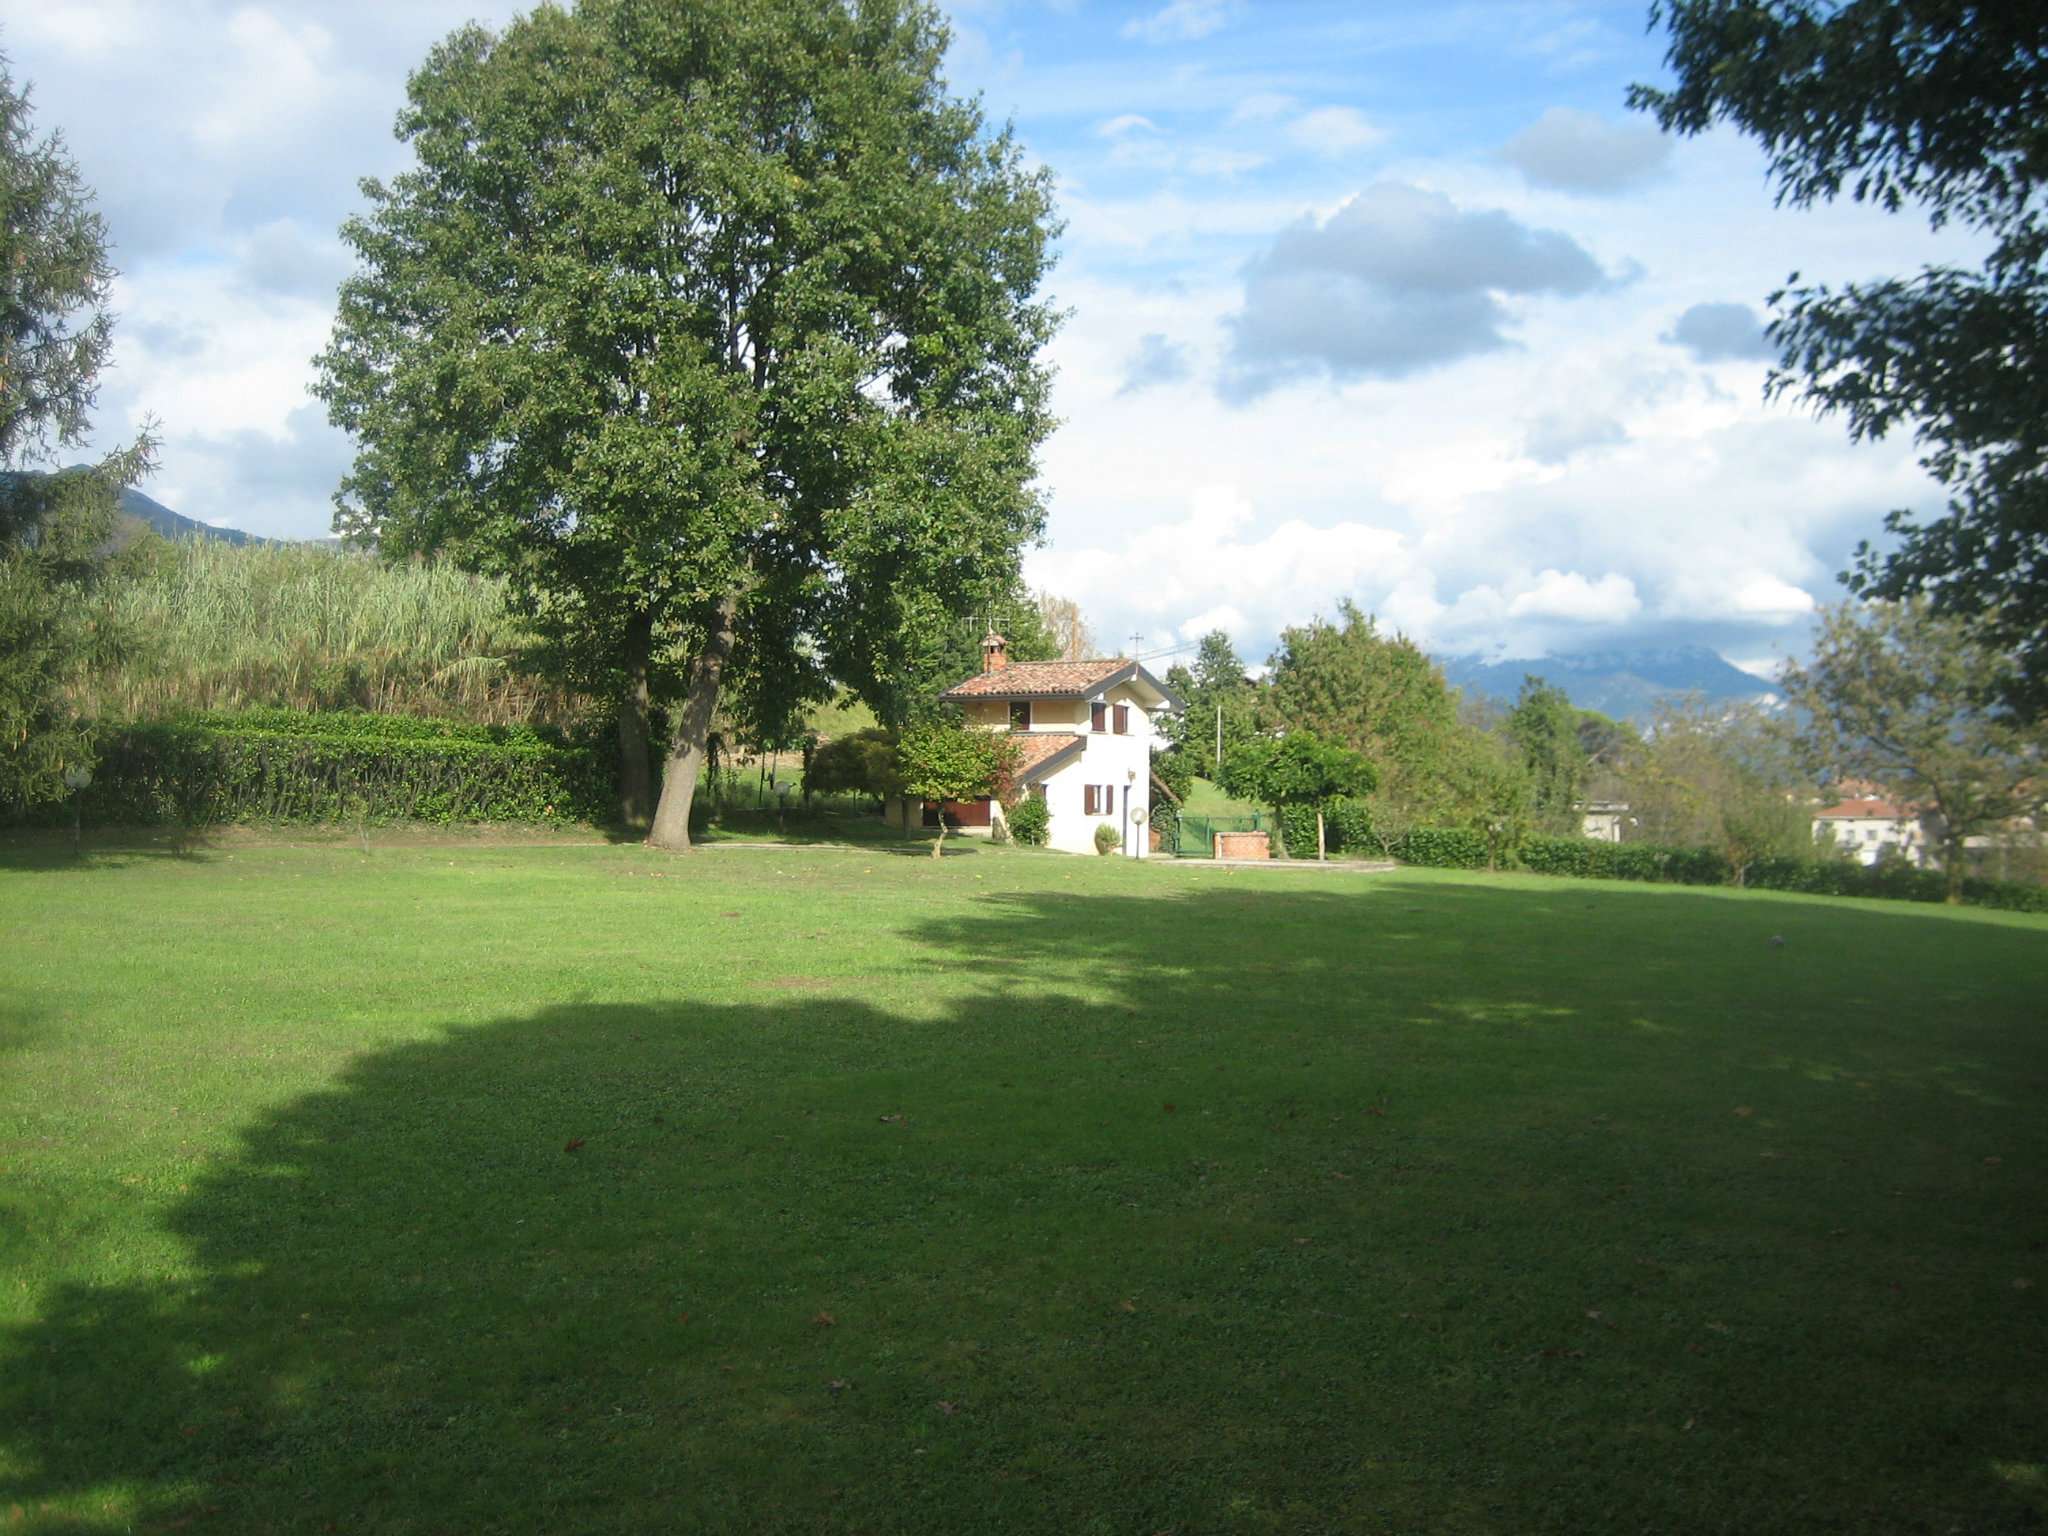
xmin=63 ymin=763 xmax=93 ymax=853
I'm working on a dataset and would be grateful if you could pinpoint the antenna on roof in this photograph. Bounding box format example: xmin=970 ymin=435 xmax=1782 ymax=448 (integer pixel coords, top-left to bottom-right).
xmin=1128 ymin=632 xmax=1145 ymax=656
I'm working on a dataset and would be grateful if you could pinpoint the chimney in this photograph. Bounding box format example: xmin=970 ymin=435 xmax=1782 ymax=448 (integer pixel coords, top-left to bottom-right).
xmin=982 ymin=630 xmax=1009 ymax=672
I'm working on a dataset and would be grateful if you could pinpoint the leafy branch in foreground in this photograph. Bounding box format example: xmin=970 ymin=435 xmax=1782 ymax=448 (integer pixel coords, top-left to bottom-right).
xmin=1633 ymin=0 xmax=2048 ymax=715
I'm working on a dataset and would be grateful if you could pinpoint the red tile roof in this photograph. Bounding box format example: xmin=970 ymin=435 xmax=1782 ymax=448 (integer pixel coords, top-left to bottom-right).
xmin=1003 ymin=732 xmax=1086 ymax=784
xmin=941 ymin=657 xmax=1137 ymax=699
xmin=1815 ymin=798 xmax=1920 ymax=820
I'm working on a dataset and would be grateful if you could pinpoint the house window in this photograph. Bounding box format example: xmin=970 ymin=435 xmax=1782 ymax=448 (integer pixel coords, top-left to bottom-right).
xmin=1010 ymin=700 xmax=1031 ymax=730
xmin=1113 ymin=703 xmax=1129 ymax=735
xmin=1090 ymin=701 xmax=1106 ymax=732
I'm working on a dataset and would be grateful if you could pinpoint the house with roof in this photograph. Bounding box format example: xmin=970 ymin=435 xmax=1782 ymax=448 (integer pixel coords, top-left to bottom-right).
xmin=889 ymin=632 xmax=1181 ymax=857
xmin=1813 ymin=786 xmax=1935 ymax=867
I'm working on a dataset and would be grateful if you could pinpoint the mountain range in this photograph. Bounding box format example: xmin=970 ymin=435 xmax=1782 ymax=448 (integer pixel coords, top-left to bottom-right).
xmin=1437 ymin=646 xmax=1780 ymax=721
xmin=116 ymin=484 xmax=261 ymax=546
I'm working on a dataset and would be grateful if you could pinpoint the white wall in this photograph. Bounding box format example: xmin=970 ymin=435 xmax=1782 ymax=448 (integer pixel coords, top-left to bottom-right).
xmin=1035 ymin=680 xmax=1157 ymax=857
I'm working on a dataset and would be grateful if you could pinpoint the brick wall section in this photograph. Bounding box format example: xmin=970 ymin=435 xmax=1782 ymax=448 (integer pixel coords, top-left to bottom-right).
xmin=1214 ymin=831 xmax=1270 ymax=860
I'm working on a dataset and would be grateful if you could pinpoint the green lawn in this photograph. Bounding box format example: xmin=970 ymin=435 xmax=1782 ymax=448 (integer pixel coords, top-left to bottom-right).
xmin=3 ymin=833 xmax=2045 ymax=1534
xmin=1181 ymin=775 xmax=1264 ymax=817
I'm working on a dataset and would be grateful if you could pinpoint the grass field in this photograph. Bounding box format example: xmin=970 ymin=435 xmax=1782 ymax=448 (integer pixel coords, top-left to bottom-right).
xmin=4 ymin=834 xmax=2045 ymax=1534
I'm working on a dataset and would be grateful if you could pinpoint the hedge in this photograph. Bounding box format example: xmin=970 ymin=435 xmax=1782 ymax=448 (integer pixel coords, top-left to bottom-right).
xmin=1477 ymin=831 xmax=2046 ymax=914
xmin=14 ymin=710 xmax=614 ymax=827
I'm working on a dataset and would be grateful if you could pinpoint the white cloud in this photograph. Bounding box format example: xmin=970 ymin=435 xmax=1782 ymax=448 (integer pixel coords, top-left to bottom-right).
xmin=1097 ymin=113 xmax=1158 ymax=138
xmin=1120 ymin=0 xmax=1237 ymax=44
xmin=1285 ymin=106 xmax=1384 ymax=157
xmin=1227 ymin=91 xmax=1296 ymax=126
xmin=1728 ymin=575 xmax=1817 ymax=621
xmin=1505 ymin=569 xmax=1642 ymax=624
xmin=1502 ymin=107 xmax=1672 ymax=193
xmin=192 ymin=9 xmax=338 ymax=151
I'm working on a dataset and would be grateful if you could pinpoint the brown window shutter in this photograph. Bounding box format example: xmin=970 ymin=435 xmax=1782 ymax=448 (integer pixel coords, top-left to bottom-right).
xmin=1083 ymin=785 xmax=1097 ymax=814
xmin=1113 ymin=704 xmax=1129 ymax=734
xmin=1091 ymin=701 xmax=1106 ymax=732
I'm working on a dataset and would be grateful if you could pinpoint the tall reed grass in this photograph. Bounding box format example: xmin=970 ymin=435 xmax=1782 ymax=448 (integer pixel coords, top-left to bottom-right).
xmin=76 ymin=538 xmax=583 ymax=725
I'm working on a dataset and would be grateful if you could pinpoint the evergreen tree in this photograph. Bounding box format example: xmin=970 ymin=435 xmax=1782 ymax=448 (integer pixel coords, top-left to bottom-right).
xmin=0 ymin=54 xmax=153 ymax=810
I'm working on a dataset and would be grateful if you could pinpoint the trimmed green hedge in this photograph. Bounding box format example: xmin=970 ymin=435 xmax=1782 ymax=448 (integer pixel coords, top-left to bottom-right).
xmin=1254 ymin=811 xmax=2045 ymax=914
xmin=21 ymin=710 xmax=613 ymax=827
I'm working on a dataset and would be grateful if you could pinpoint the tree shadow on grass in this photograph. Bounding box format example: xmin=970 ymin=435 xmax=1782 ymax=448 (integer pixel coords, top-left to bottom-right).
xmin=4 ymin=879 xmax=2045 ymax=1533
xmin=0 ymin=827 xmax=221 ymax=874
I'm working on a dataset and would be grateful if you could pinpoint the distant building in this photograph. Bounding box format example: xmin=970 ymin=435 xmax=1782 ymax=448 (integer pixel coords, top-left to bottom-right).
xmin=1813 ymin=791 xmax=1934 ymax=867
xmin=1580 ymin=801 xmax=1629 ymax=843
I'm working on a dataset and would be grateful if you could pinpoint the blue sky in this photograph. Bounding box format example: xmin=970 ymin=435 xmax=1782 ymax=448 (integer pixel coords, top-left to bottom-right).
xmin=2 ymin=0 xmax=1969 ymax=674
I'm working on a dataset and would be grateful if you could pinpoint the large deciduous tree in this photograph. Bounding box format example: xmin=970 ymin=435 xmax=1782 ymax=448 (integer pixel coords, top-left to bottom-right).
xmin=1261 ymin=601 xmax=1494 ymax=827
xmin=1220 ymin=729 xmax=1375 ymax=861
xmin=1621 ymin=696 xmax=1812 ymax=883
xmin=317 ymin=0 xmax=1059 ymax=847
xmin=1632 ymin=0 xmax=2048 ymax=716
xmin=1506 ymin=677 xmax=1590 ymax=835
xmin=0 ymin=54 xmax=152 ymax=810
xmin=1780 ymin=599 xmax=2045 ymax=900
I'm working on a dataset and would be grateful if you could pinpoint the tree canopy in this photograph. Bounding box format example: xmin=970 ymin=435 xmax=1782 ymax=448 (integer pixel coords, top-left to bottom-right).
xmin=0 ymin=54 xmax=151 ymax=810
xmin=1220 ymin=728 xmax=1375 ymax=859
xmin=1619 ymin=696 xmax=1812 ymax=881
xmin=894 ymin=721 xmax=1012 ymax=857
xmin=317 ymin=0 xmax=1060 ymax=847
xmin=1506 ymin=677 xmax=1590 ymax=835
xmin=1633 ymin=0 xmax=2048 ymax=716
xmin=1780 ymin=598 xmax=2046 ymax=899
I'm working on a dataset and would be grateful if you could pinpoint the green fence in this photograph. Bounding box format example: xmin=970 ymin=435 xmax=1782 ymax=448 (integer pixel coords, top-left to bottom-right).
xmin=1175 ymin=812 xmax=1269 ymax=857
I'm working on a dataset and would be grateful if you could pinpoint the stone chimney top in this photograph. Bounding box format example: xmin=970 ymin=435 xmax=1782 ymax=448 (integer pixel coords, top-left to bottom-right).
xmin=982 ymin=631 xmax=1009 ymax=671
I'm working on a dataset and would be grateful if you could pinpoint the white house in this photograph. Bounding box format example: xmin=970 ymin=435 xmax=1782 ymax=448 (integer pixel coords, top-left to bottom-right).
xmin=1813 ymin=790 xmax=1934 ymax=867
xmin=906 ymin=632 xmax=1180 ymax=857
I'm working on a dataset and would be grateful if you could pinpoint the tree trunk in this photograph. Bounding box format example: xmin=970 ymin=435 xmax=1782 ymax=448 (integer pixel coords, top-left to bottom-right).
xmin=616 ymin=611 xmax=656 ymax=831
xmin=1316 ymin=807 xmax=1326 ymax=861
xmin=647 ymin=592 xmax=739 ymax=852
xmin=1944 ymin=835 xmax=1965 ymax=903
xmin=932 ymin=818 xmax=946 ymax=858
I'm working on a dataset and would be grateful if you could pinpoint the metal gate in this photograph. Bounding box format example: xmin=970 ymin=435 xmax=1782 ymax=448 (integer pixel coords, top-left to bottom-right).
xmin=1174 ymin=812 xmax=1268 ymax=857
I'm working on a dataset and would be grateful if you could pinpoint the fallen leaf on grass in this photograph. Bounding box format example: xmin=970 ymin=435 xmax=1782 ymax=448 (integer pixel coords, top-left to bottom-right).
xmin=1984 ymin=1156 xmax=2004 ymax=1167
xmin=1732 ymin=1107 xmax=1753 ymax=1118
xmin=1119 ymin=1299 xmax=1137 ymax=1313
xmin=936 ymin=1400 xmax=958 ymax=1416
xmin=2015 ymin=1278 xmax=2035 ymax=1291
xmin=878 ymin=1114 xmax=905 ymax=1125
xmin=563 ymin=1138 xmax=585 ymax=1154
xmin=1364 ymin=1105 xmax=1387 ymax=1117
xmin=1162 ymin=1102 xmax=1176 ymax=1114
xmin=812 ymin=1311 xmax=837 ymax=1328
xmin=826 ymin=1379 xmax=849 ymax=1394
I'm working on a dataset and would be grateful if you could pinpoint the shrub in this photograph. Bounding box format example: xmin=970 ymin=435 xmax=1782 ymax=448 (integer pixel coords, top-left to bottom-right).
xmin=1094 ymin=822 xmax=1121 ymax=855
xmin=15 ymin=709 xmax=612 ymax=828
xmin=1392 ymin=828 xmax=1490 ymax=869
xmin=1006 ymin=794 xmax=1049 ymax=846
xmin=1274 ymin=795 xmax=1374 ymax=859
xmin=1148 ymin=800 xmax=1179 ymax=855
